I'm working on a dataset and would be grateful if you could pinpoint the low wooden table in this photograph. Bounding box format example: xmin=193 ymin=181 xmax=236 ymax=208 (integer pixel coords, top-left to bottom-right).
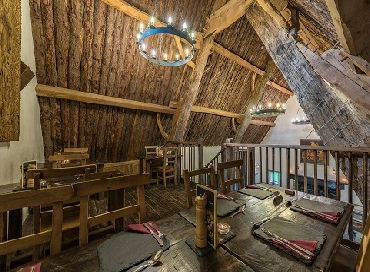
xmin=12 ymin=184 xmax=353 ymax=272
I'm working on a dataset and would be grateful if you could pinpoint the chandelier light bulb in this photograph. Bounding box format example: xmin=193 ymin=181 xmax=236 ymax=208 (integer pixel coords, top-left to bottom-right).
xmin=168 ymin=16 xmax=172 ymax=25
xmin=175 ymin=54 xmax=180 ymax=60
xmin=191 ymin=31 xmax=195 ymax=39
xmin=258 ymin=105 xmax=262 ymax=110
xmin=282 ymin=103 xmax=286 ymax=109
xmin=141 ymin=44 xmax=146 ymax=51
xmin=151 ymin=49 xmax=156 ymax=58
xmin=268 ymin=103 xmax=272 ymax=108
xmin=276 ymin=103 xmax=280 ymax=108
xmin=137 ymin=33 xmax=141 ymax=40
xmin=183 ymin=22 xmax=187 ymax=31
xmin=163 ymin=53 xmax=168 ymax=60
xmin=185 ymin=48 xmax=189 ymax=57
xmin=150 ymin=16 xmax=155 ymax=26
xmin=139 ymin=22 xmax=144 ymax=33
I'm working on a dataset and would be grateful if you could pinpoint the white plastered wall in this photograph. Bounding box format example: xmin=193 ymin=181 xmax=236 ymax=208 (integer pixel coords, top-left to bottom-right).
xmin=0 ymin=1 xmax=44 ymax=186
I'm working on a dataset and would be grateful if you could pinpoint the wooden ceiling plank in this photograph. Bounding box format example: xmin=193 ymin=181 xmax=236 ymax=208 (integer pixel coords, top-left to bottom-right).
xmin=203 ymin=0 xmax=255 ymax=37
xmin=100 ymin=0 xmax=195 ymax=68
xmin=36 ymin=84 xmax=176 ymax=115
xmin=213 ymin=42 xmax=293 ymax=95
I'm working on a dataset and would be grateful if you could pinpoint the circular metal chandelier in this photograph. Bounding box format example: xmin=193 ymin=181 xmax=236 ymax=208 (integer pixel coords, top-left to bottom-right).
xmin=136 ymin=15 xmax=196 ymax=67
xmin=250 ymin=103 xmax=286 ymax=118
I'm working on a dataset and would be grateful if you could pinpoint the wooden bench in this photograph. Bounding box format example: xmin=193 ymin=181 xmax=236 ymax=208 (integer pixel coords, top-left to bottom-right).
xmin=0 ymin=185 xmax=74 ymax=266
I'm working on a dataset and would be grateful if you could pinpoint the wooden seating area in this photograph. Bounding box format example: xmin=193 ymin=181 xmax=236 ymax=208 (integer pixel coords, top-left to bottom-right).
xmin=48 ymin=148 xmax=89 ymax=168
xmin=183 ymin=167 xmax=216 ymax=208
xmin=0 ymin=168 xmax=151 ymax=270
xmin=217 ymin=159 xmax=244 ymax=195
xmin=157 ymin=146 xmax=178 ymax=188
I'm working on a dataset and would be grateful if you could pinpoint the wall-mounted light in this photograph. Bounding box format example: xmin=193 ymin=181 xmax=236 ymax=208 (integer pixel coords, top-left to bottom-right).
xmin=255 ymin=163 xmax=260 ymax=169
xmin=332 ymin=168 xmax=336 ymax=174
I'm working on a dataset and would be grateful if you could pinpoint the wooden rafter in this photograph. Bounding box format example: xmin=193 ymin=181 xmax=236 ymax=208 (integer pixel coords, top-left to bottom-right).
xmin=156 ymin=113 xmax=169 ymax=139
xmin=203 ymin=0 xmax=255 ymax=37
xmin=325 ymin=0 xmax=354 ymax=55
xmin=36 ymin=84 xmax=176 ymax=114
xmin=169 ymin=0 xmax=257 ymax=141
xmin=100 ymin=0 xmax=196 ymax=68
xmin=234 ymin=59 xmax=277 ymax=142
xmin=212 ymin=42 xmax=293 ymax=95
xmin=36 ymin=84 xmax=274 ymax=127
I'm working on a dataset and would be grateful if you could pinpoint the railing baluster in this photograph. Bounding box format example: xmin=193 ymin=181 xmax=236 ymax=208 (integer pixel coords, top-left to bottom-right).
xmin=279 ymin=148 xmax=282 ymax=187
xmin=247 ymin=147 xmax=251 ymax=185
xmin=286 ymin=148 xmax=290 ymax=189
xmin=313 ymin=150 xmax=318 ymax=196
xmin=335 ymin=151 xmax=340 ymax=201
xmin=294 ymin=148 xmax=298 ymax=191
xmin=324 ymin=150 xmax=328 ymax=197
xmin=303 ymin=149 xmax=307 ymax=193
xmin=363 ymin=152 xmax=368 ymax=230
xmin=265 ymin=147 xmax=269 ymax=184
xmin=348 ymin=152 xmax=354 ymax=241
xmin=259 ymin=146 xmax=263 ymax=184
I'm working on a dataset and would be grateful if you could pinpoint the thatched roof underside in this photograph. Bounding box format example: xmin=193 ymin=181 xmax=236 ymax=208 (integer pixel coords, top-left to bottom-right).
xmin=30 ymin=0 xmax=338 ymax=161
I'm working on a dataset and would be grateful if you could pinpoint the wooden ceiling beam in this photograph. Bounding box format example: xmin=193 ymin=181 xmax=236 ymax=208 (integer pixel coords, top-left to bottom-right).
xmin=325 ymin=0 xmax=370 ymax=63
xmin=36 ymin=84 xmax=277 ymax=127
xmin=36 ymin=84 xmax=176 ymax=115
xmin=212 ymin=42 xmax=293 ymax=95
xmin=100 ymin=0 xmax=196 ymax=68
xmin=203 ymin=0 xmax=255 ymax=38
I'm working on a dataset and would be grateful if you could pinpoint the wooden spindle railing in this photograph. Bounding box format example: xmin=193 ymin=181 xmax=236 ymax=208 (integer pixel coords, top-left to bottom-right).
xmin=224 ymin=143 xmax=370 ymax=242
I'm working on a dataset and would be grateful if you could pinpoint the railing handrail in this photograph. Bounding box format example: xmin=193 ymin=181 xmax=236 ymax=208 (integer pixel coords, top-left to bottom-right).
xmin=226 ymin=143 xmax=370 ymax=153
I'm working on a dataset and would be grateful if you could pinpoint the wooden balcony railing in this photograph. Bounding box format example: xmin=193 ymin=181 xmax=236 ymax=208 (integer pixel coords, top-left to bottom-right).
xmin=224 ymin=143 xmax=370 ymax=242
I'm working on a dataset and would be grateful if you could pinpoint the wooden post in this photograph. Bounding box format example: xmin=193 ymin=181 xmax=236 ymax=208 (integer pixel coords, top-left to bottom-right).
xmin=286 ymin=148 xmax=290 ymax=189
xmin=79 ymin=195 xmax=89 ymax=246
xmin=137 ymin=185 xmax=146 ymax=223
xmin=50 ymin=201 xmax=63 ymax=255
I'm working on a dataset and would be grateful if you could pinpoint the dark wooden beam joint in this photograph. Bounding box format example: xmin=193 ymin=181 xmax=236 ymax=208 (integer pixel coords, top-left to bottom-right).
xmin=20 ymin=61 xmax=35 ymax=91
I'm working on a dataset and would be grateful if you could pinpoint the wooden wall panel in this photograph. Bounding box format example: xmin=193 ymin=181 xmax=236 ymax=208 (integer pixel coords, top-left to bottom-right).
xmin=0 ymin=0 xmax=21 ymax=141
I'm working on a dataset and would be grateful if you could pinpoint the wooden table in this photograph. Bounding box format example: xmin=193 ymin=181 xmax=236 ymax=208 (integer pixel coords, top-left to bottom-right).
xmin=12 ymin=184 xmax=353 ymax=272
xmin=179 ymin=184 xmax=353 ymax=272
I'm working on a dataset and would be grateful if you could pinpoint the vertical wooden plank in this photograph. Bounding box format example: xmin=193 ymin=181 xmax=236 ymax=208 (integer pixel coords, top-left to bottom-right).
xmin=363 ymin=152 xmax=368 ymax=230
xmin=286 ymin=148 xmax=290 ymax=189
xmin=294 ymin=148 xmax=298 ymax=191
xmin=303 ymin=149 xmax=307 ymax=193
xmin=335 ymin=151 xmax=341 ymax=201
xmin=324 ymin=150 xmax=328 ymax=197
xmin=198 ymin=140 xmax=204 ymax=182
xmin=79 ymin=195 xmax=89 ymax=246
xmin=50 ymin=201 xmax=63 ymax=255
xmin=259 ymin=146 xmax=263 ymax=184
xmin=184 ymin=170 xmax=192 ymax=208
xmin=137 ymin=185 xmax=146 ymax=223
xmin=279 ymin=148 xmax=282 ymax=187
xmin=265 ymin=147 xmax=269 ymax=184
xmin=313 ymin=150 xmax=318 ymax=196
xmin=348 ymin=152 xmax=354 ymax=241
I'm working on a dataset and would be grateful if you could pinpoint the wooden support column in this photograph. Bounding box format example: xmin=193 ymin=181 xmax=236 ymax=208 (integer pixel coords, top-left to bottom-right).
xmin=234 ymin=58 xmax=276 ymax=142
xmin=169 ymin=36 xmax=215 ymax=141
xmin=246 ymin=3 xmax=370 ymax=147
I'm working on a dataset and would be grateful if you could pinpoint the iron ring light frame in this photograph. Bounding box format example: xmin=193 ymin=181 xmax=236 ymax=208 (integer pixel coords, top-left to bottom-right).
xmin=137 ymin=25 xmax=196 ymax=67
xmin=251 ymin=108 xmax=286 ymax=118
